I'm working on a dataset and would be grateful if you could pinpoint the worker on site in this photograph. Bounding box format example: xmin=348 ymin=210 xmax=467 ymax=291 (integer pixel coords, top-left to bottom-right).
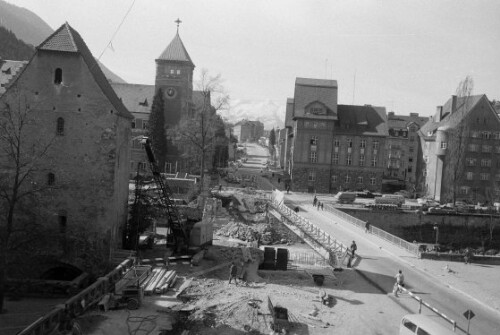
xmin=229 ymin=261 xmax=238 ymax=285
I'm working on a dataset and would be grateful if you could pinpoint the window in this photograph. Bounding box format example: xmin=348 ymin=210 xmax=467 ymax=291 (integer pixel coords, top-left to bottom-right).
xmin=466 ymin=172 xmax=474 ymax=180
xmin=310 ymin=136 xmax=318 ymax=145
xmin=371 ymin=158 xmax=377 ymax=167
xmin=482 ymin=145 xmax=492 ymax=153
xmin=142 ymin=121 xmax=148 ymax=130
xmin=334 ymin=139 xmax=340 ymax=147
xmin=138 ymin=162 xmax=147 ymax=171
xmin=58 ymin=210 xmax=67 ymax=233
xmin=403 ymin=320 xmax=417 ymax=332
xmin=347 ymin=138 xmax=353 ymax=147
xmin=346 ymin=154 xmax=352 ymax=165
xmin=481 ymin=159 xmax=492 ymax=167
xmin=409 ymin=136 xmax=415 ymax=142
xmin=47 ymin=173 xmax=55 ymax=185
xmin=310 ymin=150 xmax=317 ymax=163
xmin=359 ymin=155 xmax=365 ymax=166
xmin=308 ymin=170 xmax=316 ymax=181
xmin=357 ymin=176 xmax=363 ymax=184
xmin=345 ymin=175 xmax=351 ymax=183
xmin=460 ymin=186 xmax=469 ymax=195
xmin=56 ymin=117 xmax=64 ymax=136
xmin=131 ymin=119 xmax=136 ymax=129
xmin=333 ymin=154 xmax=339 ymax=165
xmin=440 ymin=142 xmax=447 ymax=149
xmin=482 ymin=131 xmax=491 ymax=139
xmin=332 ymin=175 xmax=338 ymax=183
xmin=409 ymin=146 xmax=415 ymax=153
xmin=417 ymin=327 xmax=431 ymax=335
xmin=170 ymin=69 xmax=175 ymax=74
xmin=471 ymin=131 xmax=480 ymax=138
xmin=494 ymin=132 xmax=500 ymax=140
xmin=54 ymin=68 xmax=62 ymax=84
xmin=373 ymin=141 xmax=379 ymax=149
xmin=176 ymin=69 xmax=181 ymax=75
xmin=360 ymin=139 xmax=366 ymax=148
xmin=468 ymin=144 xmax=478 ymax=152
xmin=496 ymin=146 xmax=500 ymax=154
xmin=480 ymin=173 xmax=490 ymax=181
xmin=370 ymin=177 xmax=376 ymax=185
xmin=466 ymin=158 xmax=476 ymax=166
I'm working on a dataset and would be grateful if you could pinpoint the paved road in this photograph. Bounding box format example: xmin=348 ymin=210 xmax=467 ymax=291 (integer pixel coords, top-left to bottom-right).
xmin=285 ymin=194 xmax=500 ymax=335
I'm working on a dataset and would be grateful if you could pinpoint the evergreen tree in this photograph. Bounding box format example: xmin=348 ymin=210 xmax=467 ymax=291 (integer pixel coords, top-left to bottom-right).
xmin=147 ymin=89 xmax=168 ymax=171
xmin=269 ymin=128 xmax=276 ymax=147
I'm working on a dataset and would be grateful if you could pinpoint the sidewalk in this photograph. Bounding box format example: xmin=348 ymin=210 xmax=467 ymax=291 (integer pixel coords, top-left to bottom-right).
xmin=284 ymin=192 xmax=500 ymax=316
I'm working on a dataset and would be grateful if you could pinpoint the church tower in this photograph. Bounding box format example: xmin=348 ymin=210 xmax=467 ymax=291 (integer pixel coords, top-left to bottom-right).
xmin=155 ymin=19 xmax=195 ymax=126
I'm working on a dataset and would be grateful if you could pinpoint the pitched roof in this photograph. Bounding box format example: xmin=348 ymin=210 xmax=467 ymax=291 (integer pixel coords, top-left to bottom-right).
xmin=0 ymin=59 xmax=27 ymax=95
xmin=419 ymin=95 xmax=485 ymax=139
xmin=111 ymin=83 xmax=155 ymax=115
xmin=388 ymin=113 xmax=429 ymax=130
xmin=336 ymin=104 xmax=388 ymax=136
xmin=157 ymin=32 xmax=194 ymax=67
xmin=293 ymin=78 xmax=338 ymax=118
xmin=36 ymin=23 xmax=132 ymax=119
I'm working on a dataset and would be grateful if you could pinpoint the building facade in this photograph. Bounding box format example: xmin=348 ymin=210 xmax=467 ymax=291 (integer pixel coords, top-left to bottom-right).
xmin=419 ymin=94 xmax=500 ymax=203
xmin=385 ymin=112 xmax=429 ymax=192
xmin=232 ymin=119 xmax=264 ymax=143
xmin=286 ymin=78 xmax=388 ymax=193
xmin=0 ymin=23 xmax=132 ymax=270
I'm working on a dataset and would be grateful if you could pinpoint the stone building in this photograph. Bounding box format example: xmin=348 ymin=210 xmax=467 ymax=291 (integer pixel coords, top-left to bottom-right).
xmin=384 ymin=112 xmax=429 ymax=192
xmin=286 ymin=78 xmax=388 ymax=193
xmin=419 ymin=94 xmax=500 ymax=203
xmin=0 ymin=23 xmax=132 ymax=270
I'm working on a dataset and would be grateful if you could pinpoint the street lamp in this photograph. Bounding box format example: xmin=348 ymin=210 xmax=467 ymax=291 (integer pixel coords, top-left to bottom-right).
xmin=433 ymin=225 xmax=439 ymax=246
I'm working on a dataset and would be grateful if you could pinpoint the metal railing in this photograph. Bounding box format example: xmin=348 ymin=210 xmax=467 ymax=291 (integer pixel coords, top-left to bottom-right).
xmin=18 ymin=258 xmax=135 ymax=335
xmin=270 ymin=199 xmax=349 ymax=267
xmin=324 ymin=204 xmax=420 ymax=256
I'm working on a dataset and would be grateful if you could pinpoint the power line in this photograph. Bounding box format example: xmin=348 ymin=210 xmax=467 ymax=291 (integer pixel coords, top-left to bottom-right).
xmin=97 ymin=0 xmax=136 ymax=61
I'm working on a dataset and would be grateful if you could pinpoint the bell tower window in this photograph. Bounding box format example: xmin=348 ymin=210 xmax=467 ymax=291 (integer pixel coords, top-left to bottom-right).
xmin=54 ymin=68 xmax=62 ymax=84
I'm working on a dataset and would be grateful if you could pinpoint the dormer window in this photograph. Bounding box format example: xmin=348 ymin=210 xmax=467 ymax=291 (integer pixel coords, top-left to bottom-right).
xmin=54 ymin=68 xmax=62 ymax=84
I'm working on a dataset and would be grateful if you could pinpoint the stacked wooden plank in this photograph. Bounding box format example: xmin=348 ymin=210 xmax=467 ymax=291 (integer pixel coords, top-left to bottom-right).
xmin=140 ymin=267 xmax=178 ymax=295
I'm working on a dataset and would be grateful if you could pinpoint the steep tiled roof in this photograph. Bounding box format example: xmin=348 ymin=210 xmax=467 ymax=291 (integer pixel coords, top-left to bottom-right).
xmin=111 ymin=83 xmax=155 ymax=115
xmin=388 ymin=114 xmax=429 ymax=130
xmin=294 ymin=78 xmax=338 ymax=118
xmin=157 ymin=32 xmax=194 ymax=67
xmin=419 ymin=95 xmax=485 ymax=139
xmin=0 ymin=60 xmax=27 ymax=95
xmin=336 ymin=104 xmax=388 ymax=136
xmin=36 ymin=23 xmax=132 ymax=119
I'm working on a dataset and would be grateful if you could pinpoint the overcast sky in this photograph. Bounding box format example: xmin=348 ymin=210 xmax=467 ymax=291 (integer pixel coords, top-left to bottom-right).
xmin=6 ymin=0 xmax=500 ymax=120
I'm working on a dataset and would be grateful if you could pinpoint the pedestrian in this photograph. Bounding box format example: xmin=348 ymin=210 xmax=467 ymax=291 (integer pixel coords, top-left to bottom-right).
xmin=278 ymin=177 xmax=281 ymax=184
xmin=365 ymin=221 xmax=370 ymax=233
xmin=464 ymin=248 xmax=472 ymax=264
xmin=272 ymin=172 xmax=275 ymax=178
xmin=321 ymin=203 xmax=324 ymax=211
xmin=229 ymin=262 xmax=238 ymax=285
xmin=313 ymin=196 xmax=317 ymax=207
xmin=294 ymin=206 xmax=300 ymax=213
xmin=393 ymin=270 xmax=405 ymax=297
xmin=350 ymin=241 xmax=357 ymax=257
xmin=218 ymin=184 xmax=222 ymax=193
xmin=317 ymin=201 xmax=321 ymax=210
xmin=286 ymin=185 xmax=290 ymax=194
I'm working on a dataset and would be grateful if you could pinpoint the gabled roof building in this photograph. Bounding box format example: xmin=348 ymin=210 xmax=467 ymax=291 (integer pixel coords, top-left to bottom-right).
xmin=0 ymin=23 xmax=132 ymax=273
xmin=419 ymin=94 xmax=500 ymax=203
xmin=285 ymin=77 xmax=388 ymax=193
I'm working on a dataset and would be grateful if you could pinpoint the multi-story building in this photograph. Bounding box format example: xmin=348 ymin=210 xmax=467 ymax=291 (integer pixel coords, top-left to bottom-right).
xmin=232 ymin=119 xmax=264 ymax=143
xmin=419 ymin=94 xmax=500 ymax=203
xmin=286 ymin=78 xmax=388 ymax=193
xmin=385 ymin=112 xmax=429 ymax=192
xmin=0 ymin=23 xmax=132 ymax=271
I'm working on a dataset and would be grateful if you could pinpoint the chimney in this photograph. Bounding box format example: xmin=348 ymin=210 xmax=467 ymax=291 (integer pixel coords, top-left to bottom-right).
xmin=451 ymin=95 xmax=457 ymax=114
xmin=409 ymin=112 xmax=419 ymax=117
xmin=388 ymin=111 xmax=395 ymax=118
xmin=434 ymin=106 xmax=443 ymax=122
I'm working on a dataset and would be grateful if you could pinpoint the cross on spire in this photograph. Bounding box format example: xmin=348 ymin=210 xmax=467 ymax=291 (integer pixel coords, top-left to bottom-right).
xmin=175 ymin=18 xmax=182 ymax=32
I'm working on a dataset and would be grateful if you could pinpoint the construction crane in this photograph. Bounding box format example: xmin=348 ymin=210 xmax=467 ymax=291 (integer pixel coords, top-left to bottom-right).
xmin=142 ymin=138 xmax=189 ymax=253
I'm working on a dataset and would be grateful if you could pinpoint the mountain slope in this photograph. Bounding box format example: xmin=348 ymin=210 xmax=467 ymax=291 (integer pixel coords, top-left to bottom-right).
xmin=0 ymin=24 xmax=34 ymax=60
xmin=222 ymin=99 xmax=285 ymax=130
xmin=0 ymin=0 xmax=53 ymax=46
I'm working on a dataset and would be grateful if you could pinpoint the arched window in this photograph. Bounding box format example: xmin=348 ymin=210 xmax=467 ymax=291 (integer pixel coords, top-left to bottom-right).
xmin=48 ymin=173 xmax=55 ymax=185
xmin=56 ymin=117 xmax=64 ymax=135
xmin=58 ymin=210 xmax=67 ymax=233
xmin=54 ymin=68 xmax=62 ymax=84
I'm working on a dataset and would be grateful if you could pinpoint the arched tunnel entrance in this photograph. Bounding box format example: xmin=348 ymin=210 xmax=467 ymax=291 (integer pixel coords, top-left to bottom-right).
xmin=39 ymin=263 xmax=83 ymax=281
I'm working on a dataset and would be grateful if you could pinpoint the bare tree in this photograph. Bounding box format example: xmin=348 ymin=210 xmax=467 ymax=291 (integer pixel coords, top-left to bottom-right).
xmin=170 ymin=69 xmax=229 ymax=187
xmin=0 ymin=87 xmax=54 ymax=312
xmin=442 ymin=76 xmax=474 ymax=205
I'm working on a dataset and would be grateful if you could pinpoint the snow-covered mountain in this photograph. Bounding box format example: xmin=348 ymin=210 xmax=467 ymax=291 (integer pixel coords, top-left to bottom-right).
xmin=221 ymin=99 xmax=285 ymax=130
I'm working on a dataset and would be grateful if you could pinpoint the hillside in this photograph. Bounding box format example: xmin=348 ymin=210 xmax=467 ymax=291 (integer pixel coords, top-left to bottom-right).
xmin=222 ymin=98 xmax=285 ymax=130
xmin=0 ymin=25 xmax=34 ymax=61
xmin=0 ymin=0 xmax=53 ymax=46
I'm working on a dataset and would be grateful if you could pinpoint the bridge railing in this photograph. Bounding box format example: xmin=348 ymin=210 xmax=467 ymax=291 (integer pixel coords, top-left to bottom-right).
xmin=324 ymin=204 xmax=420 ymax=256
xmin=17 ymin=258 xmax=135 ymax=335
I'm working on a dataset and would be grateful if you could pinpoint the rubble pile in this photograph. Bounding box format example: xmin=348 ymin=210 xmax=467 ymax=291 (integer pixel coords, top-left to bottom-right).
xmin=215 ymin=221 xmax=259 ymax=242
